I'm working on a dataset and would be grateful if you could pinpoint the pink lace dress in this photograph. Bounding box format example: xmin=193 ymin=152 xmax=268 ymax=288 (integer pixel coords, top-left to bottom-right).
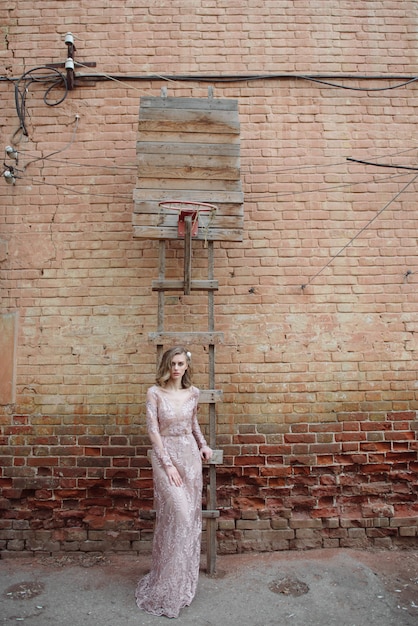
xmin=135 ymin=385 xmax=207 ymax=618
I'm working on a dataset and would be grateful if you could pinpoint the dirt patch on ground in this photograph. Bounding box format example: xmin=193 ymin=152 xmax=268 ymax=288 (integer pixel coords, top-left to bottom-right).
xmin=38 ymin=553 xmax=110 ymax=568
xmin=354 ymin=548 xmax=418 ymax=615
xmin=269 ymin=576 xmax=310 ymax=596
xmin=4 ymin=581 xmax=45 ymax=600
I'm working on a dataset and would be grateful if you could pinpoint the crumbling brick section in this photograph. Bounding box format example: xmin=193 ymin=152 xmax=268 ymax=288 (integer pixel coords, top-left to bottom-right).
xmin=214 ymin=410 xmax=418 ymax=553
xmin=0 ymin=410 xmax=416 ymax=556
xmin=0 ymin=414 xmax=152 ymax=556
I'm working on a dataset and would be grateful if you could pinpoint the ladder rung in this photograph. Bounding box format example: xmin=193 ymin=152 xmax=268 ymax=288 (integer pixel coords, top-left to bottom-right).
xmin=149 ymin=331 xmax=224 ymax=345
xmin=202 ymin=510 xmax=220 ymax=518
xmin=199 ymin=389 xmax=223 ymax=404
xmin=152 ymin=279 xmax=219 ymax=291
xmin=203 ymin=449 xmax=223 ymax=465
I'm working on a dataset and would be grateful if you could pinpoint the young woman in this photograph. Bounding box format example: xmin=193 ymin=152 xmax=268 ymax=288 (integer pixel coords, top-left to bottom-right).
xmin=135 ymin=346 xmax=213 ymax=618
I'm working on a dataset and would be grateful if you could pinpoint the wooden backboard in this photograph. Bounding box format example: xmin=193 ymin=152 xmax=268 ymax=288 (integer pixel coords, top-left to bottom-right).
xmin=132 ymin=96 xmax=244 ymax=242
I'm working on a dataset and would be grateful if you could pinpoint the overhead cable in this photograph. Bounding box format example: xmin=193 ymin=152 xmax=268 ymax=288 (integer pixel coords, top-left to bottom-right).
xmin=347 ymin=157 xmax=418 ymax=171
xmin=300 ymin=174 xmax=418 ymax=290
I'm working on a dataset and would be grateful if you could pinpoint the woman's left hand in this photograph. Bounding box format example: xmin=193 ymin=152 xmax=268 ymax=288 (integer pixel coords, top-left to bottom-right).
xmin=200 ymin=446 xmax=213 ymax=461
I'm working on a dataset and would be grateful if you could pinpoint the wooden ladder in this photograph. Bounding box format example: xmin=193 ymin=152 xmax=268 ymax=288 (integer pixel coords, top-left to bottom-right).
xmin=149 ymin=235 xmax=223 ymax=576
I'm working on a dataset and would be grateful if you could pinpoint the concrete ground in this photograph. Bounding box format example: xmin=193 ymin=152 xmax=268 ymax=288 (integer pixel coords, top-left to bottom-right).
xmin=0 ymin=548 xmax=417 ymax=625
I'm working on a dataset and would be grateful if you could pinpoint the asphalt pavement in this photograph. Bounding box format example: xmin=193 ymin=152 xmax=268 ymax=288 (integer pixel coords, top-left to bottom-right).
xmin=0 ymin=548 xmax=417 ymax=625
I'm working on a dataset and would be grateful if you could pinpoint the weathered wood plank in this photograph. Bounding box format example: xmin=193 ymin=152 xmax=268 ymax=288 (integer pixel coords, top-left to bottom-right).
xmin=140 ymin=96 xmax=238 ymax=112
xmin=133 ymin=188 xmax=243 ymax=204
xmin=138 ymin=109 xmax=240 ymax=134
xmin=133 ymin=209 xmax=243 ymax=222
xmin=134 ymin=178 xmax=242 ymax=192
xmin=133 ymin=213 xmax=244 ymax=232
xmin=133 ymin=225 xmax=243 ymax=241
xmin=133 ymin=199 xmax=244 ymax=216
xmin=152 ymin=279 xmax=219 ymax=291
xmin=149 ymin=331 xmax=224 ymax=345
xmin=137 ymin=142 xmax=240 ymax=157
xmin=137 ymin=152 xmax=240 ymax=170
xmin=133 ymin=207 xmax=243 ymax=223
xmin=136 ymin=164 xmax=240 ymax=181
xmin=137 ymin=131 xmax=241 ymax=145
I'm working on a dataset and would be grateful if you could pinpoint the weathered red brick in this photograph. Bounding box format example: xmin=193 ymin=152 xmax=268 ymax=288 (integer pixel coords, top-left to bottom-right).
xmin=387 ymin=411 xmax=416 ymax=421
xmin=234 ymin=455 xmax=266 ymax=466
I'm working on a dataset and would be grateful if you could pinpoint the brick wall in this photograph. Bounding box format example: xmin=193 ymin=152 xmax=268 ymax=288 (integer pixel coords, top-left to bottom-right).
xmin=0 ymin=1 xmax=417 ymax=556
xmin=216 ymin=410 xmax=417 ymax=552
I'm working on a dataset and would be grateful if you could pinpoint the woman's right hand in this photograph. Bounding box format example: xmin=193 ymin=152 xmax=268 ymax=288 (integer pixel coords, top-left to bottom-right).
xmin=166 ymin=466 xmax=183 ymax=487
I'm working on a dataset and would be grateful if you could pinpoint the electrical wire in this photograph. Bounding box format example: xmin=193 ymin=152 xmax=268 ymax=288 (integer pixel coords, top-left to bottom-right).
xmin=13 ymin=66 xmax=68 ymax=140
xmin=65 ymin=72 xmax=418 ymax=92
xmin=28 ymin=176 xmax=133 ymax=199
xmin=4 ymin=65 xmax=418 ymax=145
xmin=74 ymin=61 xmax=153 ymax=95
xmin=6 ymin=69 xmax=418 ymax=90
xmin=250 ymin=147 xmax=418 ymax=176
xmin=11 ymin=152 xmax=137 ymax=171
xmin=297 ymin=75 xmax=418 ymax=92
xmin=14 ymin=146 xmax=418 ymax=178
xmin=21 ymin=115 xmax=80 ymax=170
xmin=19 ymin=167 xmax=410 ymax=205
xmin=300 ymin=174 xmax=418 ymax=290
xmin=347 ymin=157 xmax=418 ymax=171
xmin=246 ymin=170 xmax=412 ymax=200
xmin=6 ymin=63 xmax=418 ymax=157
xmin=5 ymin=65 xmax=418 ymax=212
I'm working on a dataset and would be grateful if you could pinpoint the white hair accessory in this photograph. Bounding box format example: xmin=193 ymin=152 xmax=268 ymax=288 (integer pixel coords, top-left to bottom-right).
xmin=186 ymin=351 xmax=191 ymax=359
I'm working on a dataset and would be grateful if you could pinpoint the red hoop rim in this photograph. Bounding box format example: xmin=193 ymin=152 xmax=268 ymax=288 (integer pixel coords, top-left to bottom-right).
xmin=158 ymin=200 xmax=217 ymax=213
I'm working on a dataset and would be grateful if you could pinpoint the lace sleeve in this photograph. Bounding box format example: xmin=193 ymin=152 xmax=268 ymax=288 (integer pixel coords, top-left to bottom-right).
xmin=191 ymin=388 xmax=208 ymax=449
xmin=146 ymin=387 xmax=173 ymax=469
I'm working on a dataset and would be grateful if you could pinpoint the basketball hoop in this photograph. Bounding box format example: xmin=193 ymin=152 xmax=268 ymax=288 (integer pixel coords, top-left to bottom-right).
xmin=158 ymin=200 xmax=217 ymax=238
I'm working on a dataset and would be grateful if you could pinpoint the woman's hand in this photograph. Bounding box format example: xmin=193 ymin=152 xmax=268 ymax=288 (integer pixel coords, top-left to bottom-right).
xmin=200 ymin=446 xmax=213 ymax=462
xmin=166 ymin=465 xmax=183 ymax=487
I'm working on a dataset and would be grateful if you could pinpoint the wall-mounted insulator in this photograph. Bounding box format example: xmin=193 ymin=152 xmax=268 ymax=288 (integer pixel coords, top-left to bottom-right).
xmin=3 ymin=167 xmax=16 ymax=185
xmin=64 ymin=32 xmax=76 ymax=90
xmin=5 ymin=146 xmax=18 ymax=162
xmin=64 ymin=31 xmax=76 ymax=57
xmin=64 ymin=32 xmax=74 ymax=46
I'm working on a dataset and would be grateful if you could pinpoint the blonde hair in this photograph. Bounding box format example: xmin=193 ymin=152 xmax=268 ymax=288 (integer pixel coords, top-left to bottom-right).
xmin=156 ymin=346 xmax=192 ymax=388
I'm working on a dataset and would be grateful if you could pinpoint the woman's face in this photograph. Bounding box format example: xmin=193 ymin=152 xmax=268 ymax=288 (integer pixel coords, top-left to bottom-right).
xmin=169 ymin=353 xmax=188 ymax=382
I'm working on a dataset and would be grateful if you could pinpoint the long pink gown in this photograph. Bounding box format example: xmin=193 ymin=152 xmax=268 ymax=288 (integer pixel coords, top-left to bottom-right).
xmin=135 ymin=384 xmax=207 ymax=619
